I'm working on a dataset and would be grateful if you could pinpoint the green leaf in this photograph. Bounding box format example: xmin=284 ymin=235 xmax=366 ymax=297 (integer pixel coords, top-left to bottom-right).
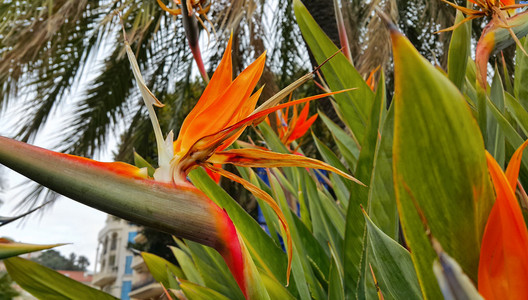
xmin=260 ymin=271 xmax=297 ymax=300
xmin=515 ymin=37 xmax=528 ymax=109
xmin=184 ymin=241 xmax=245 ymax=300
xmin=343 ymin=69 xmax=385 ymax=299
xmin=312 ymin=134 xmax=352 ymax=208
xmin=300 ymin=172 xmax=343 ymax=259
xmin=0 ymin=238 xmax=65 ymax=259
xmin=178 ymin=280 xmax=232 ymax=300
xmin=319 ymin=111 xmax=360 ymax=169
xmin=170 ymin=246 xmax=205 ymax=286
xmin=363 ymin=210 xmax=422 ymax=300
xmin=391 ymin=29 xmax=494 ymax=299
xmin=485 ymin=95 xmax=528 ymax=181
xmin=294 ymin=0 xmax=374 ymax=144
xmin=505 ymin=92 xmax=528 ymax=137
xmin=487 ymin=96 xmax=525 ymax=148
xmin=188 ymin=168 xmax=288 ymax=285
xmin=141 ymin=252 xmax=184 ymax=289
xmin=447 ymin=10 xmax=471 ymax=90
xmin=5 ymin=257 xmax=117 ymax=300
xmin=327 ymin=242 xmax=345 ymax=300
xmin=268 ymin=171 xmax=327 ymax=299
xmin=368 ymin=103 xmax=397 ymax=239
xmin=487 ymin=67 xmax=506 ymax=166
xmin=133 ymin=151 xmax=155 ymax=177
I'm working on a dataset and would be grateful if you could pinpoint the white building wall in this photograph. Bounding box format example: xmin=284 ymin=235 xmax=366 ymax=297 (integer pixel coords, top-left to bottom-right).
xmin=92 ymin=215 xmax=139 ymax=299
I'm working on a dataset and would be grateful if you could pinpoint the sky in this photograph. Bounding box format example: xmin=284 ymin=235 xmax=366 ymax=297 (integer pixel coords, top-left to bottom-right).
xmin=0 ymin=104 xmax=108 ymax=273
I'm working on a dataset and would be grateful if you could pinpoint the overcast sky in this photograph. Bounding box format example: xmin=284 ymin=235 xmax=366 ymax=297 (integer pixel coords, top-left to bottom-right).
xmin=0 ymin=104 xmax=109 ymax=273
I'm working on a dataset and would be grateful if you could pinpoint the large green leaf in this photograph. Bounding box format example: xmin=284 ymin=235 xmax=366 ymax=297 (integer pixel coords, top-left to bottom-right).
xmin=364 ymin=210 xmax=422 ymax=300
xmin=5 ymin=257 xmax=117 ymax=300
xmin=391 ymin=28 xmax=494 ymax=299
xmin=293 ymin=0 xmax=374 ymax=144
xmin=0 ymin=238 xmax=65 ymax=259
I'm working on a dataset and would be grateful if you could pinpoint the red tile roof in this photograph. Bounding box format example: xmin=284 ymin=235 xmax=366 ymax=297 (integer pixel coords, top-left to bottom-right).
xmin=57 ymin=270 xmax=93 ymax=283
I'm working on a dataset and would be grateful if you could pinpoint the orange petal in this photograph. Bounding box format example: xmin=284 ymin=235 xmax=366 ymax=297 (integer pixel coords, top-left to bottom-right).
xmin=177 ymin=52 xmax=265 ymax=154
xmin=174 ymin=35 xmax=234 ymax=153
xmin=365 ymin=66 xmax=381 ymax=92
xmin=204 ymin=165 xmax=222 ymax=183
xmin=288 ymin=113 xmax=317 ymax=143
xmin=156 ymin=0 xmax=182 ymax=15
xmin=63 ymin=154 xmax=148 ymax=179
xmin=208 ymin=148 xmax=364 ymax=186
xmin=190 ymin=90 xmax=354 ymax=155
xmin=478 ymin=152 xmax=528 ymax=299
xmin=217 ymin=87 xmax=264 ymax=152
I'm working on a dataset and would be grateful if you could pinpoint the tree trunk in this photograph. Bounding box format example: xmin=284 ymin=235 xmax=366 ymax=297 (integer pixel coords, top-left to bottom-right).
xmin=300 ymin=0 xmax=343 ymax=126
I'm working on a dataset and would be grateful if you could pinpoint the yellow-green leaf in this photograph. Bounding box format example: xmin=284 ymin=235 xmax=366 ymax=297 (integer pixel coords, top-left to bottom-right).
xmin=391 ymin=27 xmax=494 ymax=299
xmin=5 ymin=257 xmax=117 ymax=299
xmin=447 ymin=10 xmax=471 ymax=90
xmin=0 ymin=238 xmax=65 ymax=260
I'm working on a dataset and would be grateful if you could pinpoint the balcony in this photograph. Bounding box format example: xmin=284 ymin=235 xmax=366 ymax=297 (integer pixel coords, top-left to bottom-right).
xmin=131 ymin=255 xmax=148 ymax=272
xmin=128 ymin=277 xmax=163 ymax=299
xmin=92 ymin=267 xmax=117 ymax=287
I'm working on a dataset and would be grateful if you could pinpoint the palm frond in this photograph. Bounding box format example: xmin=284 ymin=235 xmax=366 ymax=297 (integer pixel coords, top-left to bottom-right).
xmin=0 ymin=0 xmax=104 ymax=141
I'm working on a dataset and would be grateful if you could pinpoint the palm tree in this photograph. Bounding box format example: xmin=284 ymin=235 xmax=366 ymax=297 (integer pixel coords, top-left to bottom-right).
xmin=77 ymin=255 xmax=90 ymax=271
xmin=0 ymin=0 xmax=487 ymax=209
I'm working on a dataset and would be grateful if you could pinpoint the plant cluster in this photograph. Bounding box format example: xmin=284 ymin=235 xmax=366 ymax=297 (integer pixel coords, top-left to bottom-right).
xmin=1 ymin=0 xmax=528 ymax=299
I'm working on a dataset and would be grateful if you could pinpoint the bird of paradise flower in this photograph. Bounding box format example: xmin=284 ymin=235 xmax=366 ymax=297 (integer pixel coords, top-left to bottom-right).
xmin=439 ymin=0 xmax=528 ymax=88
xmin=0 ymin=27 xmax=361 ymax=299
xmin=123 ymin=31 xmax=362 ymax=294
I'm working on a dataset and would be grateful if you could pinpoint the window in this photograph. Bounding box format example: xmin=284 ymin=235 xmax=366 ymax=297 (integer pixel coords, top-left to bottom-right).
xmin=124 ymin=255 xmax=133 ymax=275
xmin=121 ymin=280 xmax=132 ymax=300
xmin=109 ymin=255 xmax=115 ymax=267
xmin=110 ymin=232 xmax=117 ymax=250
xmin=127 ymin=231 xmax=137 ymax=244
xmin=103 ymin=236 xmax=108 ymax=254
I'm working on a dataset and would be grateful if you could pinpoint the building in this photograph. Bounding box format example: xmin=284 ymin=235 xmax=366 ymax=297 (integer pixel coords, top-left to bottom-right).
xmin=128 ymin=233 xmax=164 ymax=299
xmin=92 ymin=215 xmax=140 ymax=299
